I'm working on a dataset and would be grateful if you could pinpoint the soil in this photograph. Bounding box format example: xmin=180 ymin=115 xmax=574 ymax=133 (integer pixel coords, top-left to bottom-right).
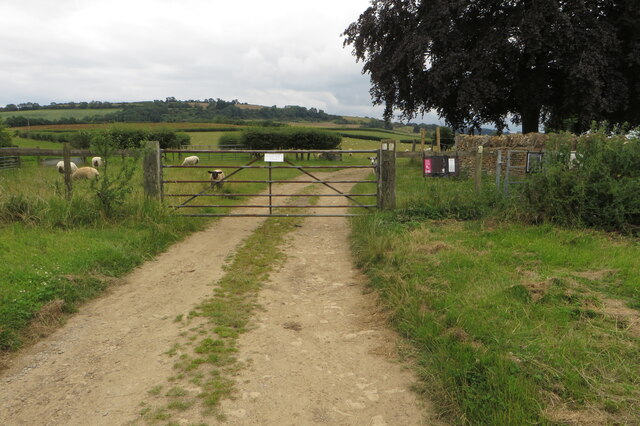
xmin=0 ymin=168 xmax=440 ymax=425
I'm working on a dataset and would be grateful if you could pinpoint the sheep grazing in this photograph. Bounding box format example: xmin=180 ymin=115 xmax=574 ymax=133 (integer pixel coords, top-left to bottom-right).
xmin=56 ymin=161 xmax=78 ymax=174
xmin=91 ymin=157 xmax=103 ymax=167
xmin=72 ymin=167 xmax=100 ymax=180
xmin=181 ymin=156 xmax=199 ymax=166
xmin=208 ymin=169 xmax=225 ymax=189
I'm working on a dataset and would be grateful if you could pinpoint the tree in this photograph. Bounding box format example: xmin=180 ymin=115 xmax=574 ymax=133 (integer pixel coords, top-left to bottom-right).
xmin=343 ymin=0 xmax=640 ymax=134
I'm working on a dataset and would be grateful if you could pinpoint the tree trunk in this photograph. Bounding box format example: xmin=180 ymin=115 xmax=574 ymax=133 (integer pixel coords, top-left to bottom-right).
xmin=521 ymin=106 xmax=540 ymax=134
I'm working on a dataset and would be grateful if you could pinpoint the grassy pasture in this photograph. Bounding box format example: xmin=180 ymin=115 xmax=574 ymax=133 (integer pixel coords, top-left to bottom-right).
xmin=10 ymin=122 xmax=242 ymax=132
xmin=0 ymin=109 xmax=121 ymax=121
xmin=349 ymin=160 xmax=640 ymax=424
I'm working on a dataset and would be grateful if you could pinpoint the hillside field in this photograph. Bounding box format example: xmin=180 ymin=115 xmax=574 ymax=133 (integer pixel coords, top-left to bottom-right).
xmin=0 ymin=109 xmax=121 ymax=121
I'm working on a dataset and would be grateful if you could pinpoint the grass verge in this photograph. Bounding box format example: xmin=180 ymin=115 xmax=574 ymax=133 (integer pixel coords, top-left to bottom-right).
xmin=349 ymin=160 xmax=640 ymax=424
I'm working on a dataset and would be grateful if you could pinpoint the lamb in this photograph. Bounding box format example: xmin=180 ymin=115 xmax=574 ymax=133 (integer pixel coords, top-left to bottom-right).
xmin=181 ymin=156 xmax=199 ymax=166
xmin=208 ymin=169 xmax=225 ymax=189
xmin=72 ymin=167 xmax=100 ymax=180
xmin=56 ymin=161 xmax=78 ymax=174
xmin=91 ymin=157 xmax=103 ymax=167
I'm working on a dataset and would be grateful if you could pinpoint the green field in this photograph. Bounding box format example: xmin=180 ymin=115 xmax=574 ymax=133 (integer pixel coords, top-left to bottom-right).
xmin=0 ymin=108 xmax=121 ymax=120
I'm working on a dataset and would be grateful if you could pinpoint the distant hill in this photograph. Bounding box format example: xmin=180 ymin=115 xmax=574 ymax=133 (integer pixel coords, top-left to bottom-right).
xmin=0 ymin=98 xmax=342 ymax=127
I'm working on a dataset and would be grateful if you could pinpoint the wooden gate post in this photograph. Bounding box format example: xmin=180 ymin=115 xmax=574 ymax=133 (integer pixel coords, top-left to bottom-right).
xmin=63 ymin=143 xmax=73 ymax=200
xmin=143 ymin=140 xmax=161 ymax=199
xmin=378 ymin=139 xmax=396 ymax=210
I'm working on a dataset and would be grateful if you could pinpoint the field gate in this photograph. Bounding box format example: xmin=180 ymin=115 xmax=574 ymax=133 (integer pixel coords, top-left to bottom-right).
xmin=157 ymin=147 xmax=395 ymax=218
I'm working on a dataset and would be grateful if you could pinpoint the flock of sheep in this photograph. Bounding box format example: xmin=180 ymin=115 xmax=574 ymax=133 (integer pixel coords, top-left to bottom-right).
xmin=55 ymin=155 xmax=224 ymax=188
xmin=181 ymin=155 xmax=226 ymax=189
xmin=56 ymin=157 xmax=102 ymax=179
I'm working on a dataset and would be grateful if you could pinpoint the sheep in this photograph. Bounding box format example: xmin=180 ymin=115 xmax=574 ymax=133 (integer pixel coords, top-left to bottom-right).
xmin=181 ymin=155 xmax=199 ymax=166
xmin=368 ymin=156 xmax=379 ymax=177
xmin=72 ymin=167 xmax=100 ymax=180
xmin=56 ymin=161 xmax=78 ymax=174
xmin=208 ymin=169 xmax=225 ymax=190
xmin=91 ymin=157 xmax=103 ymax=167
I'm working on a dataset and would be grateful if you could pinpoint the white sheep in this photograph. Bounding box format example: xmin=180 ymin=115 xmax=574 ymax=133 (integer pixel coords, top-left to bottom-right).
xmin=72 ymin=167 xmax=100 ymax=180
xmin=56 ymin=161 xmax=78 ymax=174
xmin=181 ymin=155 xmax=199 ymax=166
xmin=368 ymin=156 xmax=379 ymax=177
xmin=208 ymin=169 xmax=225 ymax=189
xmin=91 ymin=157 xmax=103 ymax=167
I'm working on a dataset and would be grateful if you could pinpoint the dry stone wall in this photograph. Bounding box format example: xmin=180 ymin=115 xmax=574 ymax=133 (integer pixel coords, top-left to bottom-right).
xmin=453 ymin=133 xmax=549 ymax=177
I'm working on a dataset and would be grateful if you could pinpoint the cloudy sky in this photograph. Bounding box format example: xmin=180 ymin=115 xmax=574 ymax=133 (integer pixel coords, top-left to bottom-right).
xmin=0 ymin=0 xmax=444 ymax=124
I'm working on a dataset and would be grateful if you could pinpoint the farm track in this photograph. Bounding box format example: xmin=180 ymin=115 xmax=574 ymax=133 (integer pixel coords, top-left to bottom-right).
xmin=0 ymin=168 xmax=438 ymax=425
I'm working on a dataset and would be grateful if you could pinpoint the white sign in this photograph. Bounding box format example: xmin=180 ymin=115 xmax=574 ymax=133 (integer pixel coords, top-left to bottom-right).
xmin=448 ymin=158 xmax=456 ymax=173
xmin=264 ymin=153 xmax=284 ymax=162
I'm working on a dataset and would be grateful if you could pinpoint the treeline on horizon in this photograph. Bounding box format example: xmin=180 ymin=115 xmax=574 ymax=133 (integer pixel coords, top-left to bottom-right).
xmin=0 ymin=98 xmax=346 ymax=127
xmin=0 ymin=97 xmax=494 ymax=135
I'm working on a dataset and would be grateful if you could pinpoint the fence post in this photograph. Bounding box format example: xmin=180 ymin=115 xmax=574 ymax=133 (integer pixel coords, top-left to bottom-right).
xmin=36 ymin=146 xmax=40 ymax=167
xmin=63 ymin=143 xmax=73 ymax=200
xmin=143 ymin=140 xmax=161 ymax=199
xmin=495 ymin=150 xmax=502 ymax=189
xmin=474 ymin=145 xmax=484 ymax=194
xmin=436 ymin=127 xmax=441 ymax=152
xmin=379 ymin=139 xmax=396 ymax=210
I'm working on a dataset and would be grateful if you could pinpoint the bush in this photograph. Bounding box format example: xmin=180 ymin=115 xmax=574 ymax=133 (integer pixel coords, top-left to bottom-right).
xmin=219 ymin=132 xmax=241 ymax=146
xmin=148 ymin=128 xmax=190 ymax=149
xmin=519 ymin=130 xmax=640 ymax=233
xmin=89 ymin=134 xmax=142 ymax=218
xmin=239 ymin=127 xmax=341 ymax=150
xmin=0 ymin=120 xmax=13 ymax=147
xmin=69 ymin=131 xmax=93 ymax=149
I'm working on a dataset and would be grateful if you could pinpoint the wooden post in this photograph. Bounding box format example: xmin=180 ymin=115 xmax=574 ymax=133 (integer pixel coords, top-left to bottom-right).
xmin=495 ymin=150 xmax=502 ymax=189
xmin=474 ymin=145 xmax=484 ymax=194
xmin=63 ymin=143 xmax=73 ymax=200
xmin=420 ymin=128 xmax=426 ymax=152
xmin=378 ymin=139 xmax=396 ymax=210
xmin=35 ymin=146 xmax=40 ymax=167
xmin=412 ymin=140 xmax=416 ymax=152
xmin=436 ymin=127 xmax=441 ymax=152
xmin=143 ymin=140 xmax=161 ymax=199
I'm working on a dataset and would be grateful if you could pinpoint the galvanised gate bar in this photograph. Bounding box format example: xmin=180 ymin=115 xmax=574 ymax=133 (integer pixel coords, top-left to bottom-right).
xmin=160 ymin=149 xmax=380 ymax=218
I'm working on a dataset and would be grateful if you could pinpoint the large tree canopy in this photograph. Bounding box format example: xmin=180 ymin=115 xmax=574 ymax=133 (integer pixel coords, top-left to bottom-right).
xmin=343 ymin=0 xmax=640 ymax=133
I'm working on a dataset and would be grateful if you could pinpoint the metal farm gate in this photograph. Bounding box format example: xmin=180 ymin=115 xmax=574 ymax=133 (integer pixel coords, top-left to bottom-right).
xmin=160 ymin=149 xmax=382 ymax=217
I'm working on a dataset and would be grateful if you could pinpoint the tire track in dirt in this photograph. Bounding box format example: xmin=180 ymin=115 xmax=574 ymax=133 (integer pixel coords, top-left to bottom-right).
xmin=211 ymin=168 xmax=441 ymax=425
xmin=0 ymin=175 xmax=311 ymax=425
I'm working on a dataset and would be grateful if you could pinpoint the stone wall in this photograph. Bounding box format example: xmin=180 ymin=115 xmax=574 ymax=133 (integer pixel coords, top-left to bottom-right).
xmin=453 ymin=133 xmax=548 ymax=177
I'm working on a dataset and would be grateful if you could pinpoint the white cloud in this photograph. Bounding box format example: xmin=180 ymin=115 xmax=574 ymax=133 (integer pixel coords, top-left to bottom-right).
xmin=0 ymin=0 xmax=443 ymax=123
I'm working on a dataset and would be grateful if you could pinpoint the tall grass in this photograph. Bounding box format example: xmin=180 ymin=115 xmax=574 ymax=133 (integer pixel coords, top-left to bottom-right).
xmin=349 ymin=160 xmax=640 ymax=424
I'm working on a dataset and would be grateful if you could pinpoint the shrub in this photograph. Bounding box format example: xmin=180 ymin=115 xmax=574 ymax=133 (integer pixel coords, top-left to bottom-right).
xmin=0 ymin=119 xmax=13 ymax=147
xmin=219 ymin=132 xmax=241 ymax=146
xmin=90 ymin=133 xmax=142 ymax=218
xmin=519 ymin=130 xmax=640 ymax=233
xmin=69 ymin=130 xmax=93 ymax=149
xmin=148 ymin=128 xmax=190 ymax=149
xmin=239 ymin=127 xmax=341 ymax=150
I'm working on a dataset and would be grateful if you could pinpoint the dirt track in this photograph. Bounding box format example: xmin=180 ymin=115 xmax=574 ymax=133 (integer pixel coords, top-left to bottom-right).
xmin=0 ymin=168 xmax=439 ymax=425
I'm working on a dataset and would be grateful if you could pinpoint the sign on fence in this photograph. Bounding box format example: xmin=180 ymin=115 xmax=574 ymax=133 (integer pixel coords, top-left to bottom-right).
xmin=423 ymin=154 xmax=459 ymax=177
xmin=264 ymin=153 xmax=284 ymax=162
